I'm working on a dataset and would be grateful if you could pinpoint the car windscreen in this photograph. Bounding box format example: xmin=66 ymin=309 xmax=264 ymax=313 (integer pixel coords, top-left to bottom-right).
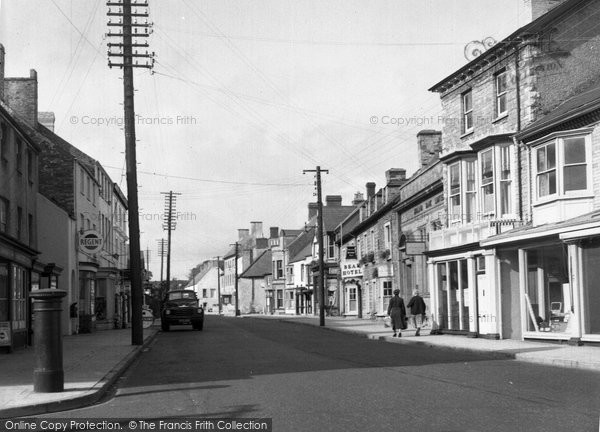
xmin=167 ymin=292 xmax=196 ymax=300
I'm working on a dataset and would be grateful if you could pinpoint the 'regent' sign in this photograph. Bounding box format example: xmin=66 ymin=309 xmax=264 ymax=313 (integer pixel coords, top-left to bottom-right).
xmin=78 ymin=230 xmax=104 ymax=254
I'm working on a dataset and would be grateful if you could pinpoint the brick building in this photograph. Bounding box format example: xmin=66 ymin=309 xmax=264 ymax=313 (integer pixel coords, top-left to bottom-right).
xmin=336 ymin=172 xmax=406 ymax=317
xmin=394 ymin=131 xmax=444 ymax=309
xmin=426 ymin=0 xmax=600 ymax=342
xmin=0 ymin=45 xmax=41 ymax=350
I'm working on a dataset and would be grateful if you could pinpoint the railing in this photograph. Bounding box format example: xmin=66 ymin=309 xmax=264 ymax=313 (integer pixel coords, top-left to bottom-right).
xmin=429 ymin=219 xmax=523 ymax=251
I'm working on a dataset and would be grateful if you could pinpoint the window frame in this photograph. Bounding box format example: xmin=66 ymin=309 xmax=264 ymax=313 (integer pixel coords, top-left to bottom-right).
xmin=479 ymin=148 xmax=495 ymax=216
xmin=462 ymin=90 xmax=474 ymax=135
xmin=448 ymin=162 xmax=462 ymax=223
xmin=495 ymin=71 xmax=508 ymax=118
xmin=532 ymin=132 xmax=591 ymax=203
xmin=0 ymin=197 xmax=8 ymax=233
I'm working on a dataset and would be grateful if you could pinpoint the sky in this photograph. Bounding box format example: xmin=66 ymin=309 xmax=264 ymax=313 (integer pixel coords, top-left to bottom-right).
xmin=0 ymin=0 xmax=527 ymax=281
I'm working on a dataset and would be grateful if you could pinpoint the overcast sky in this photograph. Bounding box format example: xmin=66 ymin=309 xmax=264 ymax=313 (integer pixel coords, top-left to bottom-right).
xmin=0 ymin=0 xmax=526 ymax=280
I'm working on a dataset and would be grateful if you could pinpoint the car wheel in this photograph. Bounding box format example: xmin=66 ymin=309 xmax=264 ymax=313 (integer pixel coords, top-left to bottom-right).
xmin=161 ymin=322 xmax=170 ymax=332
xmin=193 ymin=321 xmax=203 ymax=331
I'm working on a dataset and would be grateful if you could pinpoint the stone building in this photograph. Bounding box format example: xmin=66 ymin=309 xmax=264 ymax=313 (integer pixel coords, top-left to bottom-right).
xmin=426 ymin=0 xmax=600 ymax=341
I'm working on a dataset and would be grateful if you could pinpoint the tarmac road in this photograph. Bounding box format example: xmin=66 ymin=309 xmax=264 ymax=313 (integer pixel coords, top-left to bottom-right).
xmin=39 ymin=315 xmax=600 ymax=432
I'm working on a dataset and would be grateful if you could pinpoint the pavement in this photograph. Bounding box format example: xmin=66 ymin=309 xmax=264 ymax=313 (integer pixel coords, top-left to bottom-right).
xmin=0 ymin=327 xmax=158 ymax=419
xmin=1 ymin=315 xmax=598 ymax=419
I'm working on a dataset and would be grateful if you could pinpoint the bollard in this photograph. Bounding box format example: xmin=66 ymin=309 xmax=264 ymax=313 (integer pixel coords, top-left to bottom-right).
xmin=30 ymin=289 xmax=67 ymax=392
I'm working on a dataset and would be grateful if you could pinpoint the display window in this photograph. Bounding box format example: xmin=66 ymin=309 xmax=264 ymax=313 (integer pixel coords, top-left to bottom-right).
xmin=524 ymin=245 xmax=571 ymax=333
xmin=581 ymin=238 xmax=600 ymax=335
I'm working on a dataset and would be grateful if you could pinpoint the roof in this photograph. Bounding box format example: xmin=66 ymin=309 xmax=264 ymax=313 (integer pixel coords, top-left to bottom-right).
xmin=322 ymin=205 xmax=355 ymax=232
xmin=287 ymin=228 xmax=315 ymax=263
xmin=481 ymin=209 xmax=600 ymax=246
xmin=240 ymin=250 xmax=272 ymax=278
xmin=429 ymin=0 xmax=587 ymax=93
xmin=517 ymin=82 xmax=600 ymax=140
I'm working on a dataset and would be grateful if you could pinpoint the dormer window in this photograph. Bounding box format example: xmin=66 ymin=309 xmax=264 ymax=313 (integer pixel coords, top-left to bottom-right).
xmin=462 ymin=90 xmax=473 ymax=134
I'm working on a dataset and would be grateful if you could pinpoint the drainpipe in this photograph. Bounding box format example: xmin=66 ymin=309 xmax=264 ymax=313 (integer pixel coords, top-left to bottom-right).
xmin=514 ymin=44 xmax=524 ymax=222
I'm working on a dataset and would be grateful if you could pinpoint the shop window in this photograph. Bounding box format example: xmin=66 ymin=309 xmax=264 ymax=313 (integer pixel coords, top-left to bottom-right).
xmin=0 ymin=264 xmax=8 ymax=321
xmin=437 ymin=263 xmax=448 ymax=330
xmin=11 ymin=265 xmax=27 ymax=330
xmin=582 ymin=238 xmax=600 ymax=334
xmin=524 ymin=246 xmax=570 ymax=333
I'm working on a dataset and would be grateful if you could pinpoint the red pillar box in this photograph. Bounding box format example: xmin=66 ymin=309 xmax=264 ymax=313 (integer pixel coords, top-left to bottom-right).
xmin=30 ymin=289 xmax=67 ymax=392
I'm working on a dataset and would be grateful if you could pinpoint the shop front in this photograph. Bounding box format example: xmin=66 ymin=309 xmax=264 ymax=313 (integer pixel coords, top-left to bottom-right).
xmin=427 ymin=249 xmax=500 ymax=338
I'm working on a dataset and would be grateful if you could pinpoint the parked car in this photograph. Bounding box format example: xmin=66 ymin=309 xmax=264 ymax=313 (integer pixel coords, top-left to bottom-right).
xmin=161 ymin=290 xmax=204 ymax=331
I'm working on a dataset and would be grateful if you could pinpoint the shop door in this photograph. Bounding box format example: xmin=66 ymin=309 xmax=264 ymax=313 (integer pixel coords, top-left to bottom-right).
xmin=477 ymin=274 xmax=494 ymax=334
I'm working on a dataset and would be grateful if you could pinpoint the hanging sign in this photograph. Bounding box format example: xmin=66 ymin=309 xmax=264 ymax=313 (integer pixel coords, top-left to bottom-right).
xmin=342 ymin=261 xmax=363 ymax=278
xmin=78 ymin=230 xmax=103 ymax=254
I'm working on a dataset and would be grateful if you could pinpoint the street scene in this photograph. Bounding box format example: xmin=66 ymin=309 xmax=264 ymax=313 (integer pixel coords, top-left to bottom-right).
xmin=1 ymin=0 xmax=600 ymax=431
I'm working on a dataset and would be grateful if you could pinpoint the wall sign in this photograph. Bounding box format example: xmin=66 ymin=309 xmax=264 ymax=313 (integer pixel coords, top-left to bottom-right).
xmin=342 ymin=261 xmax=363 ymax=278
xmin=405 ymin=241 xmax=426 ymax=255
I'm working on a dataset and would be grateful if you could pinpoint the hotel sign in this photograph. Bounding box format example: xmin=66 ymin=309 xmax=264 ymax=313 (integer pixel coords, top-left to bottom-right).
xmin=342 ymin=261 xmax=363 ymax=278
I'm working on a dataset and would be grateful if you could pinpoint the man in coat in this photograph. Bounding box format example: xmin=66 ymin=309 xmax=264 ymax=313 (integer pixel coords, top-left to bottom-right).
xmin=406 ymin=289 xmax=426 ymax=336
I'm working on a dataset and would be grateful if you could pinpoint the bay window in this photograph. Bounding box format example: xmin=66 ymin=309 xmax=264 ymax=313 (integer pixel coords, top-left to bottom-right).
xmin=499 ymin=145 xmax=512 ymax=216
xmin=534 ymin=134 xmax=590 ymax=200
xmin=480 ymin=149 xmax=495 ymax=214
xmin=465 ymin=160 xmax=476 ymax=222
xmin=449 ymin=163 xmax=461 ymax=222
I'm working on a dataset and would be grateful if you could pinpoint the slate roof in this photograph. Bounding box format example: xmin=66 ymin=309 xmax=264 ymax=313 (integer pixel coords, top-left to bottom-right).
xmin=240 ymin=250 xmax=272 ymax=278
xmin=517 ymin=83 xmax=600 ymax=140
xmin=287 ymin=227 xmax=315 ymax=263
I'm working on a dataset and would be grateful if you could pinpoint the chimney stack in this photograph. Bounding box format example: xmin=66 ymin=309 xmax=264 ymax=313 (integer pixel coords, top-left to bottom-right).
xmin=385 ymin=168 xmax=406 ymax=185
xmin=269 ymin=226 xmax=279 ymax=239
xmin=38 ymin=112 xmax=56 ymax=132
xmin=3 ymin=69 xmax=38 ymax=126
xmin=366 ymin=182 xmax=376 ymax=199
xmin=417 ymin=130 xmax=442 ymax=169
xmin=308 ymin=202 xmax=318 ymax=220
xmin=325 ymin=195 xmax=342 ymax=207
xmin=250 ymin=221 xmax=264 ymax=238
xmin=238 ymin=229 xmax=250 ymax=240
xmin=517 ymin=0 xmax=567 ymax=26
xmin=0 ymin=44 xmax=5 ymax=101
xmin=352 ymin=192 xmax=364 ymax=206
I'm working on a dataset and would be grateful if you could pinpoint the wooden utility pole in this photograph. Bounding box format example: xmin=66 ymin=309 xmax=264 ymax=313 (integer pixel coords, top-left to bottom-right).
xmin=230 ymin=243 xmax=240 ymax=316
xmin=157 ymin=238 xmax=167 ymax=296
xmin=107 ymin=0 xmax=154 ymax=345
xmin=214 ymin=256 xmax=222 ymax=315
xmin=303 ymin=166 xmax=329 ymax=326
xmin=161 ymin=191 xmax=180 ymax=293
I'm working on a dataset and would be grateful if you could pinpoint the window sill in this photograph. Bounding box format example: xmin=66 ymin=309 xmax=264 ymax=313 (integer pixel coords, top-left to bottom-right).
xmin=492 ymin=113 xmax=508 ymax=124
xmin=460 ymin=130 xmax=474 ymax=139
xmin=532 ymin=194 xmax=595 ymax=207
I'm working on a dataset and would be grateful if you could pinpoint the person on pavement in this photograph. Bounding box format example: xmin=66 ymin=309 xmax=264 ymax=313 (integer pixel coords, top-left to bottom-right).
xmin=387 ymin=289 xmax=406 ymax=337
xmin=407 ymin=289 xmax=426 ymax=336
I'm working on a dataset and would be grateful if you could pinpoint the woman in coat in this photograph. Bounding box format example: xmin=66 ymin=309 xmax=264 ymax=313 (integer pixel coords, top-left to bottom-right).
xmin=387 ymin=289 xmax=406 ymax=337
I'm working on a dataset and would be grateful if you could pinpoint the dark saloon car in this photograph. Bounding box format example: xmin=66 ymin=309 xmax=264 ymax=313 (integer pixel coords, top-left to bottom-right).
xmin=161 ymin=290 xmax=204 ymax=331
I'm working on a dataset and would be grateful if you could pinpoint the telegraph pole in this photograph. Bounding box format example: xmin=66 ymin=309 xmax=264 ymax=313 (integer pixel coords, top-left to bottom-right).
xmin=157 ymin=238 xmax=167 ymax=296
xmin=230 ymin=243 xmax=241 ymax=316
xmin=214 ymin=256 xmax=222 ymax=315
xmin=303 ymin=166 xmax=329 ymax=326
xmin=107 ymin=0 xmax=154 ymax=346
xmin=161 ymin=191 xmax=180 ymax=293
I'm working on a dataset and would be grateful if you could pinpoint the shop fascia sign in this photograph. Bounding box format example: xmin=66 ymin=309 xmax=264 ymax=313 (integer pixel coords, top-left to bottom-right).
xmin=78 ymin=230 xmax=104 ymax=254
xmin=342 ymin=260 xmax=363 ymax=278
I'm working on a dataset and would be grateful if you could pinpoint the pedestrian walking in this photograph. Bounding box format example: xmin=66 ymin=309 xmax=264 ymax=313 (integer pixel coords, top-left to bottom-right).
xmin=407 ymin=289 xmax=426 ymax=336
xmin=387 ymin=289 xmax=406 ymax=337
